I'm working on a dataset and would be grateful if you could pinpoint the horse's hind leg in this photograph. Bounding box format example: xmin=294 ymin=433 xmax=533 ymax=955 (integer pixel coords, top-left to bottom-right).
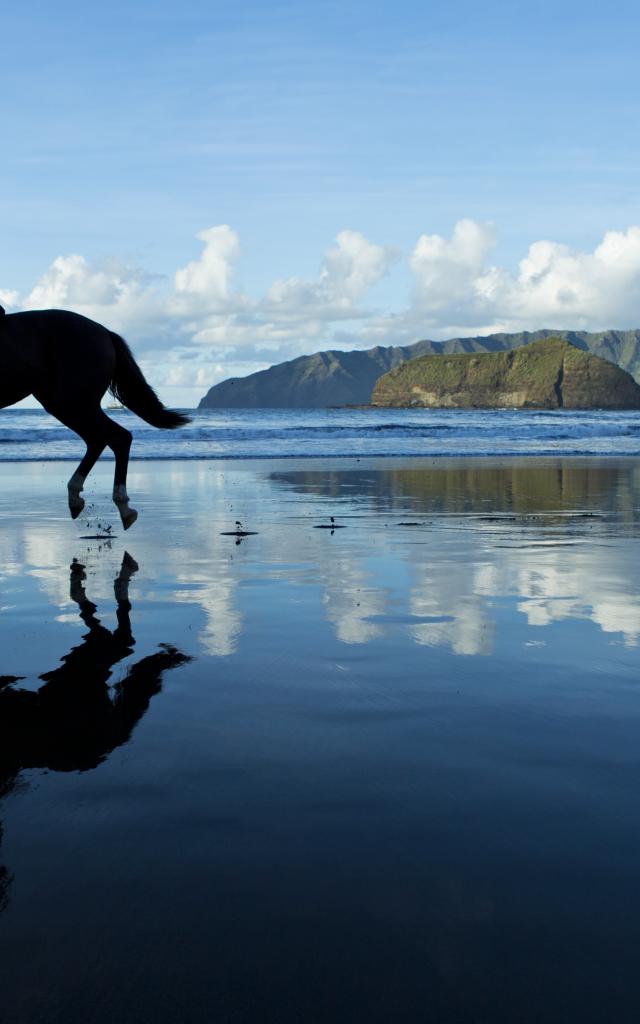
xmin=74 ymin=409 xmax=138 ymax=530
xmin=105 ymin=417 xmax=138 ymax=530
xmin=34 ymin=398 xmax=108 ymax=519
xmin=36 ymin=400 xmax=137 ymax=529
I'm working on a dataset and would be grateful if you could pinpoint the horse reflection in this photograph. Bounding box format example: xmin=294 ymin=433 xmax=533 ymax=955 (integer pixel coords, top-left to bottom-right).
xmin=0 ymin=554 xmax=191 ymax=910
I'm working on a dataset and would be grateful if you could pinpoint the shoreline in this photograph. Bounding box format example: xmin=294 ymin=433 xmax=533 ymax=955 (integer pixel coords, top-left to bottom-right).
xmin=2 ymin=452 xmax=640 ymax=467
xmin=2 ymin=455 xmax=640 ymax=521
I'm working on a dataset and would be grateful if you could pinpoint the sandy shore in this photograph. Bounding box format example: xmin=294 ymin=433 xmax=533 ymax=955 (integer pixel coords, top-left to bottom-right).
xmin=2 ymin=457 xmax=640 ymax=1022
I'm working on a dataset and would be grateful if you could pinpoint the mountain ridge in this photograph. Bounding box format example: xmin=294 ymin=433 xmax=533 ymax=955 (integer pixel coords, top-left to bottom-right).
xmin=198 ymin=329 xmax=640 ymax=408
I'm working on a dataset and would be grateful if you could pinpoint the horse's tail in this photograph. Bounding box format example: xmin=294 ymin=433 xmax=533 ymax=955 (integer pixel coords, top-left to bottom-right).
xmin=108 ymin=332 xmax=190 ymax=429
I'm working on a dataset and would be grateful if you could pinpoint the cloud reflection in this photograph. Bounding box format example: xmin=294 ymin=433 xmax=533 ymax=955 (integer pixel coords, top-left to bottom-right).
xmin=0 ymin=554 xmax=191 ymax=915
xmin=1 ymin=461 xmax=640 ymax=660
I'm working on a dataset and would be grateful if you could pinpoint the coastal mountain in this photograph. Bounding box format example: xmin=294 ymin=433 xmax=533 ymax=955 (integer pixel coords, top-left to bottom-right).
xmin=198 ymin=329 xmax=640 ymax=408
xmin=371 ymin=337 xmax=640 ymax=409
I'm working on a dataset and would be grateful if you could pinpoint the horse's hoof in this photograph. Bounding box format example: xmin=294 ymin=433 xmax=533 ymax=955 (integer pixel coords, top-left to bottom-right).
xmin=69 ymin=499 xmax=85 ymax=519
xmin=121 ymin=508 xmax=138 ymax=531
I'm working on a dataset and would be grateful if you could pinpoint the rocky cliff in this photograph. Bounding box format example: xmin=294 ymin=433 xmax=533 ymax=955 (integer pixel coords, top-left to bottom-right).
xmin=371 ymin=337 xmax=640 ymax=409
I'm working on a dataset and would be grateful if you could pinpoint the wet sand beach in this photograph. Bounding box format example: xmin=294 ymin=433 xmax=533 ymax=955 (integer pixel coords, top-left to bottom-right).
xmin=2 ymin=457 xmax=640 ymax=1023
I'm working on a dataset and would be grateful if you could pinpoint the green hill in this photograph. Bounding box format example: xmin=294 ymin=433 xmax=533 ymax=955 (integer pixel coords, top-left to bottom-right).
xmin=198 ymin=329 xmax=640 ymax=409
xmin=371 ymin=337 xmax=640 ymax=409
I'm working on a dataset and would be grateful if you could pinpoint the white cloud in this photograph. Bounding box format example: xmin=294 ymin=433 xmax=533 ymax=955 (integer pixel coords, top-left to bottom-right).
xmin=410 ymin=218 xmax=496 ymax=318
xmin=478 ymin=226 xmax=640 ymax=331
xmin=350 ymin=221 xmax=640 ymax=345
xmin=5 ymin=220 xmax=640 ymax=403
xmin=0 ymin=288 xmax=19 ymax=309
xmin=410 ymin=221 xmax=640 ymax=336
xmin=265 ymin=229 xmax=396 ymax=319
xmin=173 ymin=225 xmax=242 ymax=306
xmin=27 ymin=254 xmax=121 ymax=307
xmin=23 ymin=253 xmax=166 ymax=341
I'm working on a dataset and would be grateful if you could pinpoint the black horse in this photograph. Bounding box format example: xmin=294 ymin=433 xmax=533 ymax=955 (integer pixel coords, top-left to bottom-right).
xmin=0 ymin=306 xmax=190 ymax=529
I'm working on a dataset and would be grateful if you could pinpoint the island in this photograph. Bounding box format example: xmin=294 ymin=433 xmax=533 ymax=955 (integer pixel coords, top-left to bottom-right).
xmin=370 ymin=337 xmax=640 ymax=409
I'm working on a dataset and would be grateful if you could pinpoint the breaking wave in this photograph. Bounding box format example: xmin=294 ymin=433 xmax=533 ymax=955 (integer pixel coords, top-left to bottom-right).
xmin=2 ymin=406 xmax=640 ymax=460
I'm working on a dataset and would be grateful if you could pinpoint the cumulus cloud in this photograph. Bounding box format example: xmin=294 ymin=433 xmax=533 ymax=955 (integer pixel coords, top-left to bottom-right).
xmin=410 ymin=218 xmax=496 ymax=318
xmin=0 ymin=288 xmax=19 ymax=309
xmin=265 ymin=229 xmax=396 ymax=320
xmin=409 ymin=221 xmax=640 ymax=335
xmin=352 ymin=221 xmax=640 ymax=346
xmin=23 ymin=253 xmax=166 ymax=340
xmin=173 ymin=225 xmax=242 ymax=306
xmin=5 ymin=220 xmax=640 ymax=402
xmin=476 ymin=226 xmax=640 ymax=331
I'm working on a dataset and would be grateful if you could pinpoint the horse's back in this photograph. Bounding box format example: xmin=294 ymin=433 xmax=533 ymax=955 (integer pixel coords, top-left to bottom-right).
xmin=5 ymin=308 xmax=112 ymax=341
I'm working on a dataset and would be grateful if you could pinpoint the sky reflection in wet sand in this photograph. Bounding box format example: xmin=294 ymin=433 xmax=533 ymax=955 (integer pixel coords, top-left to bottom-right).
xmin=1 ymin=458 xmax=640 ymax=1024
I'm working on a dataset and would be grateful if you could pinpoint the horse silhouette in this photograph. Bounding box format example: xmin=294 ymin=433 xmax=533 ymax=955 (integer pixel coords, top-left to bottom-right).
xmin=0 ymin=553 xmax=191 ymax=912
xmin=0 ymin=306 xmax=190 ymax=529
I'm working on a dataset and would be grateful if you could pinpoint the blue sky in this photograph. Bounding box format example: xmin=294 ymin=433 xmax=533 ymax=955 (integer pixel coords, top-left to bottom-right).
xmin=3 ymin=0 xmax=640 ymax=404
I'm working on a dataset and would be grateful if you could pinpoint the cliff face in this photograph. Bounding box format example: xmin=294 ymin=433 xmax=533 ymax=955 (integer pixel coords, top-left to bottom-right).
xmin=371 ymin=338 xmax=640 ymax=410
xmin=198 ymin=329 xmax=640 ymax=408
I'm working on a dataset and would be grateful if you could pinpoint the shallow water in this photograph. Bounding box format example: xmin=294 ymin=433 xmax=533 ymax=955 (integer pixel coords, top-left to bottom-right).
xmin=1 ymin=458 xmax=640 ymax=1023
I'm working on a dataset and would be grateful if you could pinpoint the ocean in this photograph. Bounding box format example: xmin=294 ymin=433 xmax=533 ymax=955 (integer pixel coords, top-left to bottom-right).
xmin=2 ymin=405 xmax=640 ymax=460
